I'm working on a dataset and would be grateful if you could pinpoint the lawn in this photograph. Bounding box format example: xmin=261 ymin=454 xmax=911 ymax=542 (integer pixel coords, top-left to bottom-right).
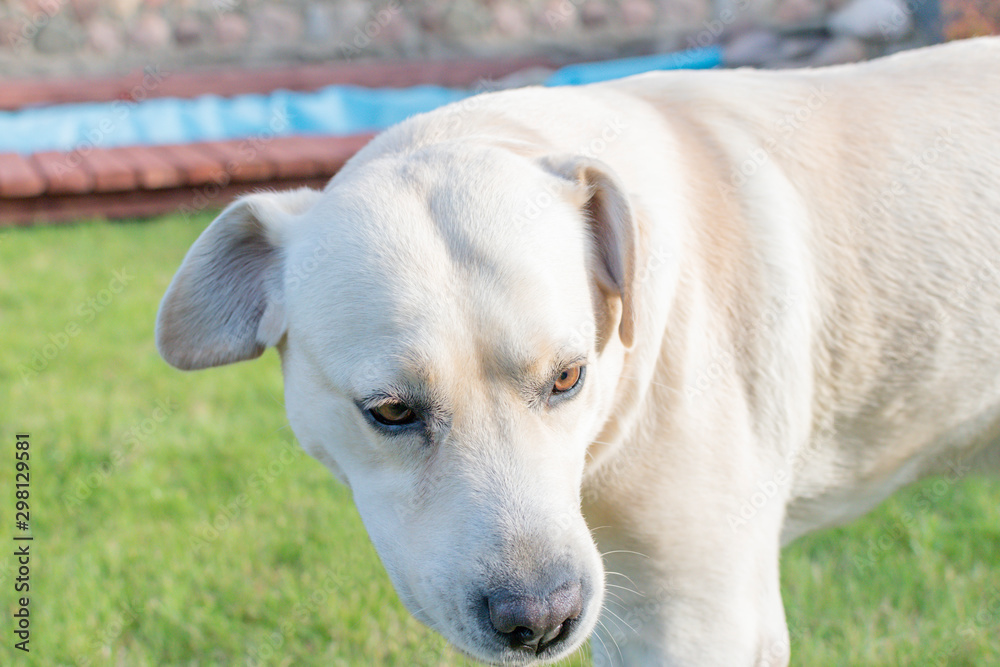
xmin=0 ymin=213 xmax=997 ymax=666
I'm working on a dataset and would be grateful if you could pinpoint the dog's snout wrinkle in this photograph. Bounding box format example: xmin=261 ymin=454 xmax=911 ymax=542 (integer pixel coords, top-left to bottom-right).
xmin=486 ymin=580 xmax=583 ymax=654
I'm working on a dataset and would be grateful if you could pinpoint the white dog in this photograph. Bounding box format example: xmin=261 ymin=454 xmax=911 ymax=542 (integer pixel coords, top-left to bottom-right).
xmin=157 ymin=38 xmax=1000 ymax=666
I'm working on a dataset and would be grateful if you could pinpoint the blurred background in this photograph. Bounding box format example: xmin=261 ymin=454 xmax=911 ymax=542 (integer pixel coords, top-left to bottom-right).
xmin=1 ymin=0 xmax=998 ymax=224
xmin=1 ymin=1 xmax=999 ymax=666
xmin=1 ymin=0 xmax=997 ymax=77
xmin=0 ymin=0 xmax=1000 ymax=224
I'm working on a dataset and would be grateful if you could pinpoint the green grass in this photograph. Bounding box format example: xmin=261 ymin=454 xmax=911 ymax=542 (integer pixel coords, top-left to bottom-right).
xmin=0 ymin=214 xmax=997 ymax=666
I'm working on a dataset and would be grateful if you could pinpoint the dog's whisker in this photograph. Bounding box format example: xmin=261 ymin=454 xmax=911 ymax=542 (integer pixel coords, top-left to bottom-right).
xmin=264 ymin=388 xmax=285 ymax=408
xmin=598 ymin=601 xmax=628 ymax=643
xmin=647 ymin=379 xmax=681 ymax=394
xmin=603 ymin=606 xmax=639 ymax=636
xmin=604 ymin=582 xmax=643 ymax=597
xmin=601 ymin=549 xmax=649 ymax=559
xmin=599 ymin=596 xmax=628 ymax=615
xmin=603 ymin=589 xmax=626 ymax=604
xmin=604 ymin=570 xmax=643 ymax=593
xmin=591 ymin=621 xmax=611 ymax=664
xmin=597 ymin=616 xmax=625 ymax=665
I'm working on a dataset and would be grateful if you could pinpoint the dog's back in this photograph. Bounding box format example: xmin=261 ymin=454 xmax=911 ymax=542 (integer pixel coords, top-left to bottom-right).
xmin=607 ymin=38 xmax=1000 ymax=533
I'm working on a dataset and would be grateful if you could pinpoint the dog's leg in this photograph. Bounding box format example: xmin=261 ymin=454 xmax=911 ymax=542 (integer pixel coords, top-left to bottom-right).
xmin=584 ymin=425 xmax=792 ymax=667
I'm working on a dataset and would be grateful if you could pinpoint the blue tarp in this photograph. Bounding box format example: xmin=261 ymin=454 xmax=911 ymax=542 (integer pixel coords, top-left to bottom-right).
xmin=545 ymin=46 xmax=721 ymax=85
xmin=0 ymin=85 xmax=470 ymax=155
xmin=0 ymin=46 xmax=722 ymax=155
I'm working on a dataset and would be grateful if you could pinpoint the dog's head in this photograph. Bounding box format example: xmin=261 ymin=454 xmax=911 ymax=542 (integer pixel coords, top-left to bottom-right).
xmin=156 ymin=142 xmax=637 ymax=664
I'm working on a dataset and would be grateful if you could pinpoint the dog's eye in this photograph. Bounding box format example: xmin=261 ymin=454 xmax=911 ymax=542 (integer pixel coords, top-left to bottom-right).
xmin=369 ymin=402 xmax=418 ymax=426
xmin=552 ymin=364 xmax=585 ymax=395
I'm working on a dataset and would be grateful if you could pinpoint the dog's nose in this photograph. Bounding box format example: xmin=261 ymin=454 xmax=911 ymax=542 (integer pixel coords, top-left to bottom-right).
xmin=487 ymin=580 xmax=583 ymax=653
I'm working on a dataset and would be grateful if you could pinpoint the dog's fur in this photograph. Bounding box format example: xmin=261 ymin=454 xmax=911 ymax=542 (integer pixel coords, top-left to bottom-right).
xmin=157 ymin=38 xmax=1000 ymax=665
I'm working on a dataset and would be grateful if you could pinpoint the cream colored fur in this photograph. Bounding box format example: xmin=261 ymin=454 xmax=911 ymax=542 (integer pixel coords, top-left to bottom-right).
xmin=157 ymin=38 xmax=1000 ymax=666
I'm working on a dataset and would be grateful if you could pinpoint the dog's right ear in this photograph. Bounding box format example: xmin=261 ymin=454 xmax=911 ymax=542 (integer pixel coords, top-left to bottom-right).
xmin=156 ymin=187 xmax=321 ymax=370
xmin=539 ymin=156 xmax=637 ymax=349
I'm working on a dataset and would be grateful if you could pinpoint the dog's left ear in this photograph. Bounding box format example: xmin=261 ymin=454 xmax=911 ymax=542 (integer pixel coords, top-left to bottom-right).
xmin=541 ymin=156 xmax=636 ymax=348
xmin=156 ymin=187 xmax=321 ymax=370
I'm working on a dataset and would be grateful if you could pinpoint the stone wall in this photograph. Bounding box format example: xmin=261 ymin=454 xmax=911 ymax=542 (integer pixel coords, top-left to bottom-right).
xmin=0 ymin=0 xmax=991 ymax=79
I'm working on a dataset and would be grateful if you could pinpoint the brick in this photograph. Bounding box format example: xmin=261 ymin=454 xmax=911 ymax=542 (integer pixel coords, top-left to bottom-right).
xmin=0 ymin=153 xmax=46 ymax=198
